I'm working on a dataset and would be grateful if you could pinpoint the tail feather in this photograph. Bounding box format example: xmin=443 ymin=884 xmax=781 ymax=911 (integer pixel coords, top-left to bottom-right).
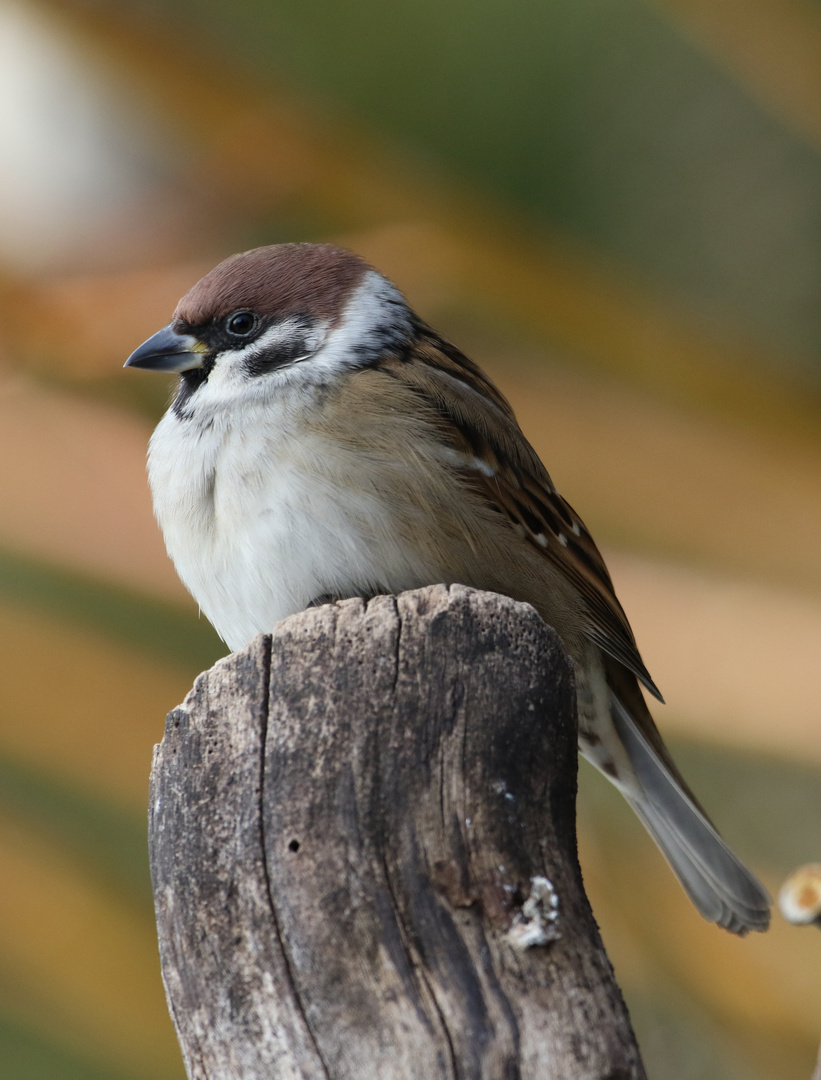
xmin=609 ymin=691 xmax=771 ymax=934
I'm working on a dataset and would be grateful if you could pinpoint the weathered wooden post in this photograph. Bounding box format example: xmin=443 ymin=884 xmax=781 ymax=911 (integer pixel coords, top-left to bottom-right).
xmin=149 ymin=584 xmax=646 ymax=1079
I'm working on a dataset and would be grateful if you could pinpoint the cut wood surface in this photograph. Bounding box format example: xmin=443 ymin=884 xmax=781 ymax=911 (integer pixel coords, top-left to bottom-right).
xmin=149 ymin=584 xmax=646 ymax=1079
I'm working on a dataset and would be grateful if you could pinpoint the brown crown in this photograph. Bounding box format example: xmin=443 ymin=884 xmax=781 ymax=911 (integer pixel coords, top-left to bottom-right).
xmin=174 ymin=243 xmax=370 ymax=326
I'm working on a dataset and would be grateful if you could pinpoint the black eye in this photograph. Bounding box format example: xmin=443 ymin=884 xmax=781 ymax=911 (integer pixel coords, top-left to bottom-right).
xmin=225 ymin=311 xmax=258 ymax=337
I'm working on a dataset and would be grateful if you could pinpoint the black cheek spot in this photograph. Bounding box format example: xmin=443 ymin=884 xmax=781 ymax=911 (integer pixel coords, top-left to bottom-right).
xmin=244 ymin=335 xmax=311 ymax=377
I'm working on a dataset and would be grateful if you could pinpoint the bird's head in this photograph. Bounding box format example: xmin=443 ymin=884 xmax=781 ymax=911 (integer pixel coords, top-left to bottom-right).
xmin=125 ymin=243 xmax=412 ymax=409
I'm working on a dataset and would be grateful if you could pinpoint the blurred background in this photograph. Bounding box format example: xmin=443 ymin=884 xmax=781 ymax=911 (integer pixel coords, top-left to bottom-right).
xmin=1 ymin=0 xmax=821 ymax=1076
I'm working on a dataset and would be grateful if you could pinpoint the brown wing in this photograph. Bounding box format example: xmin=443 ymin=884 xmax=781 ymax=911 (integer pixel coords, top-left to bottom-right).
xmin=381 ymin=323 xmax=663 ymax=701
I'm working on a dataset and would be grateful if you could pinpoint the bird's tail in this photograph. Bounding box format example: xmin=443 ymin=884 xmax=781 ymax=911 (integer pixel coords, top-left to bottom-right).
xmin=608 ymin=690 xmax=771 ymax=935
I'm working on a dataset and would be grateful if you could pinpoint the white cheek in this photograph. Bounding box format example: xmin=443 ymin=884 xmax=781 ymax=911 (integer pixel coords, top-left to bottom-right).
xmin=188 ymin=319 xmax=328 ymax=408
xmin=198 ymin=360 xmax=252 ymax=400
xmin=178 ymin=270 xmax=410 ymax=414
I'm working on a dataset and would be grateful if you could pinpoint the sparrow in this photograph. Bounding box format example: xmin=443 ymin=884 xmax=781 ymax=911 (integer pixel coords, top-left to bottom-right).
xmin=126 ymin=242 xmax=771 ymax=934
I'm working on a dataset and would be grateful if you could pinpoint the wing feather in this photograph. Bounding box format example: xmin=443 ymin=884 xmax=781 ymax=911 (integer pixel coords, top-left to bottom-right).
xmin=380 ymin=325 xmax=663 ymax=700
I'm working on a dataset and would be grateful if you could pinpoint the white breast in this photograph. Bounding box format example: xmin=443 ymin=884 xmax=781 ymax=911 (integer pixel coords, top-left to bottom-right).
xmin=147 ymin=388 xmax=439 ymax=651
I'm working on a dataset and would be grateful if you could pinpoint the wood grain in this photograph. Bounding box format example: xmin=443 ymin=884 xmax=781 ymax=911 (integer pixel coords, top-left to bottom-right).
xmin=149 ymin=584 xmax=645 ymax=1079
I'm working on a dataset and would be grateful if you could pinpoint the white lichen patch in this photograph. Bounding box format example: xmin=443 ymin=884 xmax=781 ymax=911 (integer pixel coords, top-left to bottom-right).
xmin=506 ymin=876 xmax=560 ymax=950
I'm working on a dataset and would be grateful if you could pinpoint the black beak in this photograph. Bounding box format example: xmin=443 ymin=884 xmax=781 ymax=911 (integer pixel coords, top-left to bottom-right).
xmin=124 ymin=324 xmax=205 ymax=373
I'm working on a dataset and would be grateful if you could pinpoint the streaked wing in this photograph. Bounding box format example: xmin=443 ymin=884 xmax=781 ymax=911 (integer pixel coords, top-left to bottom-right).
xmin=382 ymin=323 xmax=662 ymax=701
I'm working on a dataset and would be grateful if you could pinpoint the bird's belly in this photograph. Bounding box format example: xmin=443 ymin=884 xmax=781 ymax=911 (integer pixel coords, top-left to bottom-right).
xmin=158 ymin=444 xmax=442 ymax=651
xmin=149 ymin=404 xmax=574 ymax=654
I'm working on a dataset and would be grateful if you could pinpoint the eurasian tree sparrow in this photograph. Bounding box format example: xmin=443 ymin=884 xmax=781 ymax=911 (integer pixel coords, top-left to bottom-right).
xmin=126 ymin=243 xmax=770 ymax=934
